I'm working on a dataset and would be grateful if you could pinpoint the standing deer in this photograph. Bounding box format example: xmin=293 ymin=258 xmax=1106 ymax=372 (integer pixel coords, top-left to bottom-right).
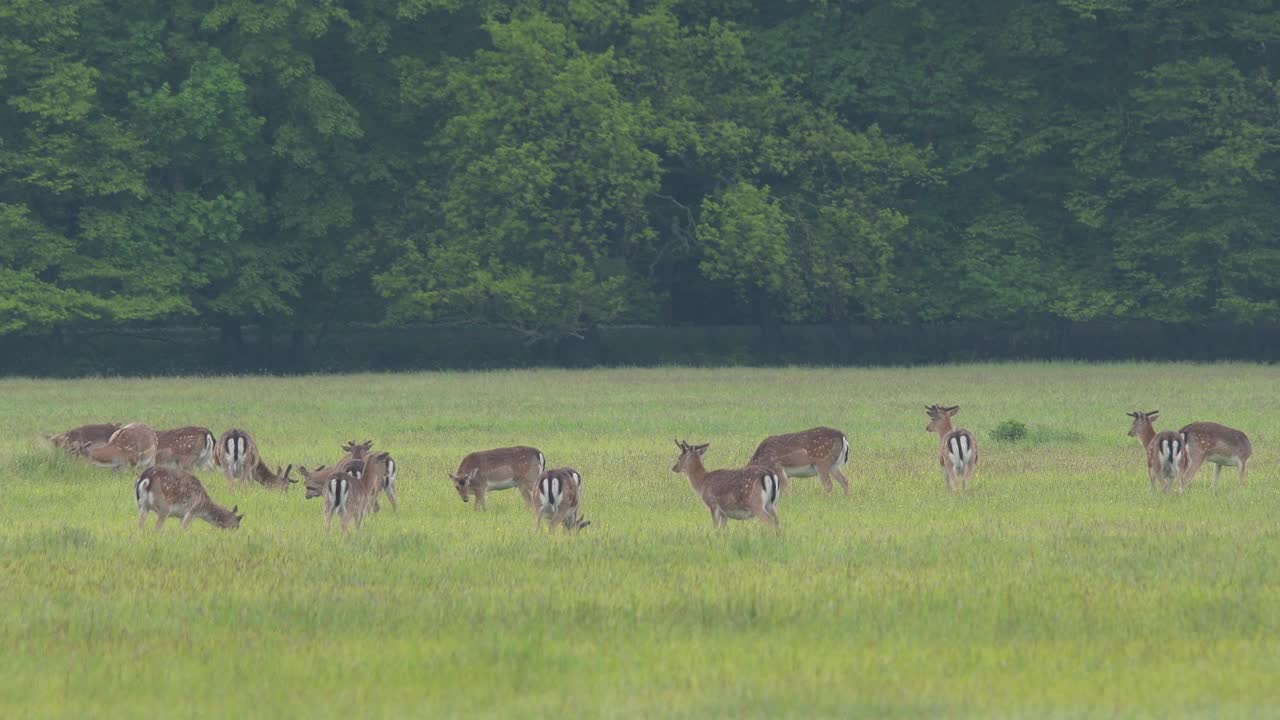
xmin=1180 ymin=421 xmax=1252 ymax=489
xmin=154 ymin=426 xmax=217 ymax=471
xmin=371 ymin=453 xmax=398 ymax=512
xmin=325 ymin=453 xmax=389 ymax=533
xmin=1147 ymin=430 xmax=1190 ymax=493
xmin=47 ymin=423 xmax=121 ymax=455
xmin=448 ymin=446 xmax=545 ymax=511
xmin=336 ymin=441 xmax=397 ymax=512
xmin=85 ymin=423 xmax=157 ymax=472
xmin=1127 ymin=410 xmax=1251 ymax=490
xmin=214 ymin=428 xmax=260 ymax=488
xmin=320 ymin=463 xmax=363 ymax=531
xmin=135 ymin=466 xmax=243 ymax=530
xmin=534 ymin=467 xmax=589 ymax=532
xmin=749 ymin=427 xmax=850 ymax=495
xmin=671 ymin=440 xmax=781 ymax=529
xmin=925 ymin=405 xmax=977 ymax=491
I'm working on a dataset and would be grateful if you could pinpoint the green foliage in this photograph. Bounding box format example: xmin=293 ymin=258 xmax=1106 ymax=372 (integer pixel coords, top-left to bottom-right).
xmin=992 ymin=419 xmax=1029 ymax=442
xmin=1 ymin=0 xmax=1278 ymax=342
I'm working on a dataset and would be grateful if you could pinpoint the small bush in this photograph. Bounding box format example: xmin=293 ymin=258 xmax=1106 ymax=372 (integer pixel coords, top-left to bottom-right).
xmin=992 ymin=420 xmax=1028 ymax=442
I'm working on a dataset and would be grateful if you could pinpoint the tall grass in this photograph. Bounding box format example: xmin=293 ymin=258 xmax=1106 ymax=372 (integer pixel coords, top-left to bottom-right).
xmin=1 ymin=364 xmax=1278 ymax=718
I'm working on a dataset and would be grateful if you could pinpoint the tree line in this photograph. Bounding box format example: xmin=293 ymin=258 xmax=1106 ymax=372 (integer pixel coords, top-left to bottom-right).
xmin=3 ymin=0 xmax=1278 ymax=350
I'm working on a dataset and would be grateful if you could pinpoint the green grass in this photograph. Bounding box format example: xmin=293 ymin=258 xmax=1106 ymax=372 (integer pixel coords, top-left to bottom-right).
xmin=2 ymin=363 xmax=1279 ymax=718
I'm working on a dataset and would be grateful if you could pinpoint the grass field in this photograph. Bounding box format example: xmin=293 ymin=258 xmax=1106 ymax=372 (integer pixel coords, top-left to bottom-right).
xmin=2 ymin=364 xmax=1279 ymax=718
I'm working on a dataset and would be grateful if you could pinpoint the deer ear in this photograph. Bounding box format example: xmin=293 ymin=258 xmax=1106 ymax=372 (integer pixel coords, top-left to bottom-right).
xmin=694 ymin=443 xmax=709 ymax=455
xmin=231 ymin=505 xmax=238 ymax=514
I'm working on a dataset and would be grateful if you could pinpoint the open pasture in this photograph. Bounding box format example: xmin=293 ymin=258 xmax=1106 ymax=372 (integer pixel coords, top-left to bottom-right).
xmin=2 ymin=364 xmax=1279 ymax=718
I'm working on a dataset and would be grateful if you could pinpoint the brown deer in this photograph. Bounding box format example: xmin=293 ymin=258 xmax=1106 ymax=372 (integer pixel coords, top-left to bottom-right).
xmin=534 ymin=467 xmax=589 ymax=532
xmin=370 ymin=452 xmax=398 ymax=512
xmin=301 ymin=460 xmax=363 ymax=500
xmin=750 ymin=427 xmax=850 ymax=495
xmin=85 ymin=423 xmax=157 ymax=471
xmin=1127 ymin=411 xmax=1251 ymax=490
xmin=1147 ymin=430 xmax=1190 ymax=493
xmin=135 ymin=466 xmax=243 ymax=530
xmin=154 ymin=426 xmax=217 ymax=472
xmin=448 ymin=446 xmax=545 ymax=511
xmin=671 ymin=440 xmax=781 ymax=529
xmin=324 ymin=453 xmax=389 ymax=533
xmin=925 ymin=405 xmax=977 ymax=491
xmin=335 ymin=441 xmax=397 ymax=512
xmin=47 ymin=423 xmax=121 ymax=455
xmin=320 ymin=462 xmax=363 ymax=531
xmin=252 ymin=460 xmax=296 ymax=490
xmin=214 ymin=428 xmax=260 ymax=488
xmin=1180 ymin=421 xmax=1252 ymax=489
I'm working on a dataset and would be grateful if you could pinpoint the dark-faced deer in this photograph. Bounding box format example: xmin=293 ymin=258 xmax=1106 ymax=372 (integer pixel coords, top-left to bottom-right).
xmin=671 ymin=440 xmax=780 ymax=529
xmin=750 ymin=427 xmax=850 ymax=495
xmin=449 ymin=446 xmax=545 ymax=511
xmin=135 ymin=466 xmax=243 ymax=530
xmin=925 ymin=405 xmax=977 ymax=491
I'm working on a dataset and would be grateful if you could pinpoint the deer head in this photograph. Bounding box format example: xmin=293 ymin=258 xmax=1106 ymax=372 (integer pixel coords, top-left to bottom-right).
xmin=671 ymin=439 xmax=709 ymax=473
xmin=925 ymin=405 xmax=959 ymax=433
xmin=1126 ymin=410 xmax=1158 ymax=438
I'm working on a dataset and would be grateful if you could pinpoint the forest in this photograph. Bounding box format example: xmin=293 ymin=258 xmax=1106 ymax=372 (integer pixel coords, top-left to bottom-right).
xmin=3 ymin=0 xmax=1278 ymax=362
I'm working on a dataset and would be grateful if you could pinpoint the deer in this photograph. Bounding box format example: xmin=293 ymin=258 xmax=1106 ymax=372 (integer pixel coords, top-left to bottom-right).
xmin=320 ymin=462 xmax=362 ymax=531
xmin=448 ymin=446 xmax=545 ymax=511
xmin=299 ymin=440 xmax=371 ymax=500
xmin=925 ymin=405 xmax=977 ymax=491
xmin=85 ymin=422 xmax=157 ymax=472
xmin=154 ymin=426 xmax=217 ymax=472
xmin=749 ymin=427 xmax=850 ymax=495
xmin=252 ymin=461 xmax=296 ymax=490
xmin=1180 ymin=421 xmax=1252 ymax=489
xmin=135 ymin=466 xmax=243 ymax=530
xmin=1147 ymin=430 xmax=1190 ymax=493
xmin=534 ymin=467 xmax=590 ymax=532
xmin=370 ymin=452 xmax=398 ymax=512
xmin=47 ymin=423 xmax=121 ymax=455
xmin=324 ymin=452 xmax=389 ymax=533
xmin=214 ymin=428 xmax=261 ymax=488
xmin=336 ymin=440 xmax=397 ymax=512
xmin=1126 ymin=410 xmax=1251 ymax=491
xmin=671 ymin=440 xmax=781 ymax=529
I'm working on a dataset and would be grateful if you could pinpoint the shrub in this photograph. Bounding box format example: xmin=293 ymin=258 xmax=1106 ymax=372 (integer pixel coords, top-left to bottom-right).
xmin=992 ymin=419 xmax=1028 ymax=442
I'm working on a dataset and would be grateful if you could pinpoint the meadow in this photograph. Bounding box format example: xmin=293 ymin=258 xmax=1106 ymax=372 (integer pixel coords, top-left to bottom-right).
xmin=2 ymin=364 xmax=1278 ymax=719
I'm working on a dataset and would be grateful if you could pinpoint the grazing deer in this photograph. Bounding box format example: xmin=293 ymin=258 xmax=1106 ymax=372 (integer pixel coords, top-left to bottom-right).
xmin=534 ymin=467 xmax=589 ymax=532
xmin=750 ymin=427 xmax=850 ymax=495
xmin=449 ymin=446 xmax=545 ymax=511
xmin=135 ymin=466 xmax=243 ymax=530
xmin=320 ymin=463 xmax=362 ymax=531
xmin=925 ymin=405 xmax=977 ymax=491
xmin=154 ymin=426 xmax=217 ymax=472
xmin=324 ymin=453 xmax=389 ymax=533
xmin=214 ymin=428 xmax=260 ymax=488
xmin=252 ymin=460 xmax=296 ymax=490
xmin=47 ymin=423 xmax=121 ymax=455
xmin=671 ymin=440 xmax=781 ymax=529
xmin=1180 ymin=421 xmax=1252 ymax=489
xmin=301 ymin=460 xmax=363 ymax=500
xmin=85 ymin=423 xmax=157 ymax=471
xmin=336 ymin=441 xmax=397 ymax=512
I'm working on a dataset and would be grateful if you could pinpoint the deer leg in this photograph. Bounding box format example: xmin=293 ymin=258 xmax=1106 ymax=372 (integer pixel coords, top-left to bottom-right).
xmin=817 ymin=466 xmax=834 ymax=494
xmin=549 ymin=504 xmax=571 ymax=532
xmin=1180 ymin=454 xmax=1204 ymax=490
xmin=775 ymin=468 xmax=791 ymax=495
xmin=324 ymin=506 xmax=334 ymax=531
xmin=830 ymin=465 xmax=851 ymax=495
xmin=155 ymin=511 xmax=169 ymax=530
xmin=181 ymin=511 xmax=196 ymax=529
xmin=137 ymin=508 xmax=149 ymax=530
xmin=534 ymin=508 xmax=545 ymax=531
xmin=385 ymin=489 xmax=398 ymax=512
xmin=1238 ymin=458 xmax=1248 ymax=486
xmin=1147 ymin=464 xmax=1160 ymax=493
xmin=474 ymin=488 xmax=487 ymax=511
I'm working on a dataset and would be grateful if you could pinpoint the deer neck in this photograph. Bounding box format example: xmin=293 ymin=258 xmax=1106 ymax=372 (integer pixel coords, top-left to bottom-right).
xmin=199 ymin=502 xmax=237 ymax=528
xmin=933 ymin=417 xmax=954 ymax=442
xmin=1135 ymin=421 xmax=1155 ymax=449
xmin=682 ymin=455 xmax=710 ymax=491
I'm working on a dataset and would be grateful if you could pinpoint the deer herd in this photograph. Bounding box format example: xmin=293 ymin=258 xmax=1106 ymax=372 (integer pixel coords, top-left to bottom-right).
xmin=44 ymin=405 xmax=1252 ymax=533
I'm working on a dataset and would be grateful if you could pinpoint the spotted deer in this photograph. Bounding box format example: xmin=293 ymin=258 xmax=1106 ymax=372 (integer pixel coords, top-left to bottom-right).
xmin=671 ymin=440 xmax=780 ymax=529
xmin=750 ymin=426 xmax=850 ymax=495
xmin=449 ymin=446 xmax=545 ymax=511
xmin=86 ymin=423 xmax=157 ymax=471
xmin=1127 ymin=411 xmax=1251 ymax=490
xmin=320 ymin=462 xmax=363 ymax=531
xmin=337 ymin=441 xmax=397 ymax=512
xmin=1180 ymin=421 xmax=1251 ymax=489
xmin=252 ymin=460 xmax=296 ymax=490
xmin=534 ymin=467 xmax=590 ymax=532
xmin=47 ymin=423 xmax=121 ymax=455
xmin=1147 ymin=430 xmax=1190 ymax=493
xmin=154 ymin=426 xmax=217 ymax=472
xmin=370 ymin=452 xmax=398 ymax=512
xmin=925 ymin=405 xmax=977 ymax=491
xmin=214 ymin=428 xmax=260 ymax=488
xmin=135 ymin=466 xmax=243 ymax=530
